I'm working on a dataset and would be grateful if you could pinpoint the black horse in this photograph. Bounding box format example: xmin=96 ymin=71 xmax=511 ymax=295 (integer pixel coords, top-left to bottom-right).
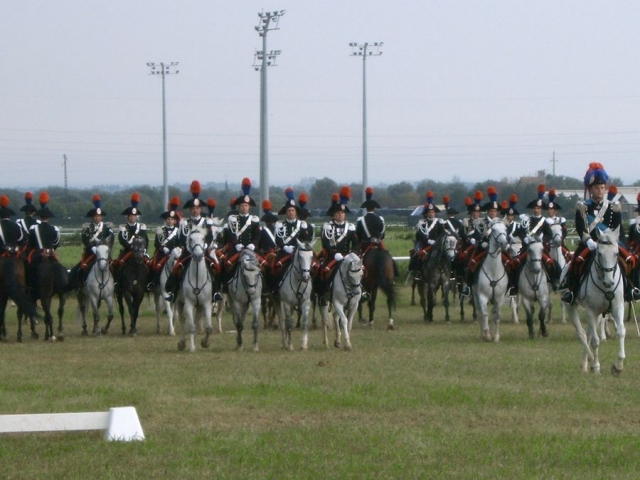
xmin=419 ymin=233 xmax=458 ymax=323
xmin=107 ymin=236 xmax=149 ymax=335
xmin=358 ymin=245 xmax=397 ymax=329
xmin=27 ymin=251 xmax=68 ymax=341
xmin=0 ymin=255 xmax=39 ymax=342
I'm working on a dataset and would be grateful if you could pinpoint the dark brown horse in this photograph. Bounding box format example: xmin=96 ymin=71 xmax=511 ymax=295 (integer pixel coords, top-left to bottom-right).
xmin=27 ymin=250 xmax=68 ymax=341
xmin=358 ymin=246 xmax=397 ymax=329
xmin=0 ymin=255 xmax=38 ymax=342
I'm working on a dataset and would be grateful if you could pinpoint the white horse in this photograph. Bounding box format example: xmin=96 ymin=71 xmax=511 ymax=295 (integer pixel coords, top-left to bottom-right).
xmin=274 ymin=240 xmax=315 ymax=351
xmin=568 ymin=228 xmax=626 ymax=374
xmin=228 ymin=249 xmax=263 ymax=352
xmin=547 ymin=222 xmax=568 ymax=323
xmin=506 ymin=236 xmax=522 ymax=324
xmin=77 ymin=242 xmax=114 ymax=336
xmin=518 ymin=236 xmax=550 ymax=339
xmin=320 ymin=252 xmax=363 ymax=351
xmin=473 ymin=219 xmax=509 ymax=342
xmin=153 ymin=246 xmax=182 ymax=336
xmin=176 ymin=230 xmax=213 ymax=353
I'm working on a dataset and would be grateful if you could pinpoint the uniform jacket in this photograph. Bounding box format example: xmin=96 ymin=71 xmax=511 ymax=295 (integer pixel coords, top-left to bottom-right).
xmin=81 ymin=222 xmax=114 ymax=253
xmin=0 ymin=218 xmax=27 ymax=253
xmin=356 ymin=213 xmax=385 ymax=244
xmin=575 ymin=198 xmax=621 ymax=244
xmin=222 ymin=213 xmax=262 ymax=248
xmin=415 ymin=217 xmax=444 ymax=248
xmin=154 ymin=225 xmax=180 ymax=252
xmin=28 ymin=222 xmax=60 ymax=251
xmin=628 ymin=217 xmax=640 ymax=250
xmin=178 ymin=216 xmax=213 ymax=249
xmin=118 ymin=222 xmax=149 ymax=252
xmin=321 ymin=220 xmax=359 ymax=256
xmin=275 ymin=218 xmax=311 ymax=249
xmin=16 ymin=216 xmax=39 ymax=239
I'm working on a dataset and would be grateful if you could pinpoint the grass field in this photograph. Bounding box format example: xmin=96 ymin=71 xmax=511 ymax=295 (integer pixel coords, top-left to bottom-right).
xmin=2 ymin=231 xmax=640 ymax=479
xmin=2 ymin=280 xmax=640 ymax=479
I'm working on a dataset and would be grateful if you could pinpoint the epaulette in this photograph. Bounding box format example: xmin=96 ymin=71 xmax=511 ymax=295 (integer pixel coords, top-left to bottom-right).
xmin=356 ymin=215 xmax=364 ymax=222
xmin=630 ymin=218 xmax=637 ymax=226
xmin=156 ymin=226 xmax=163 ymax=235
xmin=118 ymin=224 xmax=126 ymax=231
xmin=576 ymin=201 xmax=586 ymax=214
xmin=82 ymin=223 xmax=90 ymax=229
xmin=139 ymin=223 xmax=147 ymax=229
xmin=612 ymin=202 xmax=622 ymax=213
xmin=347 ymin=223 xmax=356 ymax=231
xmin=250 ymin=215 xmax=260 ymax=222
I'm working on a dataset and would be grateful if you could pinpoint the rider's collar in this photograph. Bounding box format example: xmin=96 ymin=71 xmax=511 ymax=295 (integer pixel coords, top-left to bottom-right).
xmin=191 ymin=216 xmax=201 ymax=222
xmin=127 ymin=222 xmax=136 ymax=227
xmin=333 ymin=220 xmax=345 ymax=226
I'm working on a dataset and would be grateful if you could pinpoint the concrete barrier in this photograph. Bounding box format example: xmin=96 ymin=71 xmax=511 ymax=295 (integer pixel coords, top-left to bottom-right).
xmin=0 ymin=406 xmax=144 ymax=442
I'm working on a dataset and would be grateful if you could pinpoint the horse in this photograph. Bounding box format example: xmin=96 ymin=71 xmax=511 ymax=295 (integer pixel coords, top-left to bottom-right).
xmin=518 ymin=236 xmax=550 ymax=339
xmin=473 ymin=219 xmax=509 ymax=342
xmin=419 ymin=233 xmax=456 ymax=323
xmin=567 ymin=228 xmax=626 ymax=375
xmin=227 ymin=248 xmax=263 ymax=351
xmin=359 ymin=244 xmax=397 ymax=329
xmin=274 ymin=240 xmax=315 ymax=350
xmin=176 ymin=230 xmax=213 ymax=352
xmin=76 ymin=241 xmax=115 ymax=336
xmin=28 ymin=250 xmax=68 ymax=341
xmin=320 ymin=252 xmax=363 ymax=351
xmin=153 ymin=246 xmax=182 ymax=335
xmin=506 ymin=236 xmax=522 ymax=324
xmin=0 ymin=255 xmax=39 ymax=342
xmin=547 ymin=222 xmax=568 ymax=324
xmin=107 ymin=236 xmax=149 ymax=336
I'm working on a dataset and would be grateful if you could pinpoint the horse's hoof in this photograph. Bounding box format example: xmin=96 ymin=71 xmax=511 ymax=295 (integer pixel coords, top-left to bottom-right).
xmin=177 ymin=340 xmax=186 ymax=351
xmin=81 ymin=330 xmax=88 ymax=337
xmin=235 ymin=345 xmax=243 ymax=352
xmin=387 ymin=324 xmax=394 ymax=331
xmin=58 ymin=335 xmax=65 ymax=342
xmin=129 ymin=329 xmax=137 ymax=337
xmin=541 ymin=329 xmax=549 ymax=338
xmin=31 ymin=332 xmax=39 ymax=340
xmin=17 ymin=337 xmax=22 ymax=343
xmin=611 ymin=364 xmax=623 ymax=376
xmin=344 ymin=343 xmax=353 ymax=351
xmin=49 ymin=335 xmax=57 ymax=342
xmin=252 ymin=345 xmax=259 ymax=352
xmin=201 ymin=338 xmax=210 ymax=348
xmin=334 ymin=340 xmax=341 ymax=349
xmin=528 ymin=331 xmax=534 ymax=340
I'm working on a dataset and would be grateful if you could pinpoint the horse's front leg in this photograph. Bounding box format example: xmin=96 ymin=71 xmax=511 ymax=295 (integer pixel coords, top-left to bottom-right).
xmin=490 ymin=299 xmax=502 ymax=342
xmin=475 ymin=294 xmax=491 ymax=342
xmin=280 ymin=301 xmax=294 ymax=351
xmin=251 ymin=299 xmax=260 ymax=352
xmin=234 ymin=304 xmax=246 ymax=351
xmin=611 ymin=304 xmax=626 ymax=376
xmin=442 ymin=284 xmax=450 ymax=323
xmin=319 ymin=304 xmax=330 ymax=348
xmin=90 ymin=297 xmax=102 ymax=336
xmin=57 ymin=295 xmax=66 ymax=340
xmin=584 ymin=310 xmax=601 ymax=373
xmin=299 ymin=300 xmax=311 ymax=351
xmin=538 ymin=297 xmax=549 ymax=337
xmin=200 ymin=303 xmax=213 ymax=349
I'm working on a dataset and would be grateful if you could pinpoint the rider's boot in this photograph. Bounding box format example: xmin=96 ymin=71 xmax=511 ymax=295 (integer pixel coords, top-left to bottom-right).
xmin=164 ymin=272 xmax=177 ymax=302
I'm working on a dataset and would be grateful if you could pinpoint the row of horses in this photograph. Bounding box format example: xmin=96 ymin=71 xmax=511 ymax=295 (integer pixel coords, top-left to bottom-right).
xmin=413 ymin=218 xmax=627 ymax=375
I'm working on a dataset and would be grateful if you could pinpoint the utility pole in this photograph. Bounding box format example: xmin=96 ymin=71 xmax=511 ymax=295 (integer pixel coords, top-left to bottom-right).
xmin=62 ymin=154 xmax=68 ymax=196
xmin=550 ymin=151 xmax=557 ymax=177
xmin=350 ymin=42 xmax=383 ymax=203
xmin=147 ymin=61 xmax=179 ymax=209
xmin=254 ymin=10 xmax=285 ymax=203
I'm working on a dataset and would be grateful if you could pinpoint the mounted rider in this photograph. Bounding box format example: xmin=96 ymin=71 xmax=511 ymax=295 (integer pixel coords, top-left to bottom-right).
xmin=112 ymin=193 xmax=149 ymax=277
xmin=441 ymin=195 xmax=462 ymax=237
xmin=218 ymin=178 xmax=263 ymax=289
xmin=508 ymin=185 xmax=559 ymax=296
xmin=25 ymin=192 xmax=61 ymax=292
xmin=270 ymin=188 xmax=313 ymax=293
xmin=164 ymin=180 xmax=222 ymax=303
xmin=356 ymin=186 xmax=386 ymax=254
xmin=0 ymin=195 xmax=27 ymax=257
xmin=147 ymin=196 xmax=181 ymax=291
xmin=297 ymin=193 xmax=315 ymax=241
xmin=628 ymin=193 xmax=640 ymax=295
xmin=408 ymin=191 xmax=444 ymax=280
xmin=317 ymin=187 xmax=359 ymax=305
xmin=66 ymin=195 xmax=115 ymax=290
xmin=561 ymin=162 xmax=639 ymax=304
xmin=16 ymin=192 xmax=40 ymax=258
xmin=458 ymin=191 xmax=483 ymax=296
xmin=502 ymin=194 xmax=520 ymax=244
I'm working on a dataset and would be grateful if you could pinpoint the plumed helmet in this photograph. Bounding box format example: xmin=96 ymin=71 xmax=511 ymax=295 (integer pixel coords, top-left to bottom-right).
xmin=183 ymin=180 xmax=204 ymax=208
xmin=547 ymin=189 xmax=562 ymax=210
xmin=278 ymin=187 xmax=300 ymax=215
xmin=482 ymin=186 xmax=500 ymax=212
xmin=121 ymin=192 xmax=142 ymax=216
xmin=501 ymin=194 xmax=519 ymax=216
xmin=422 ymin=190 xmax=440 ymax=215
xmin=85 ymin=194 xmax=106 ymax=218
xmin=261 ymin=199 xmax=278 ymax=223
xmin=526 ymin=184 xmax=548 ymax=210
xmin=360 ymin=186 xmax=381 ymax=210
xmin=161 ymin=196 xmax=181 ymax=220
xmin=584 ymin=162 xmax=609 ymax=188
xmin=36 ymin=191 xmax=55 ymax=218
xmin=20 ymin=191 xmax=37 ymax=214
xmin=298 ymin=193 xmax=311 ymax=220
xmin=233 ymin=178 xmax=256 ymax=207
xmin=0 ymin=194 xmax=16 ymax=218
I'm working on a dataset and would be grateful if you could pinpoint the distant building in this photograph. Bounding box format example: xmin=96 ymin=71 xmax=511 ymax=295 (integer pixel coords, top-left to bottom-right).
xmin=519 ymin=170 xmax=546 ymax=185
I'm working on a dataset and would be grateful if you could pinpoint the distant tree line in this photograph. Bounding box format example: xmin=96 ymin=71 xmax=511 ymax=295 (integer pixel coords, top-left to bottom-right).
xmin=0 ymin=173 xmax=602 ymax=227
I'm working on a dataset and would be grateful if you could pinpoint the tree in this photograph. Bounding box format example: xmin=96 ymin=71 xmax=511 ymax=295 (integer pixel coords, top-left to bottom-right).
xmin=309 ymin=178 xmax=339 ymax=210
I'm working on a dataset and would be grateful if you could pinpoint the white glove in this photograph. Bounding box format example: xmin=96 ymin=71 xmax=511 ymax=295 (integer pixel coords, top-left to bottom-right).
xmin=586 ymin=238 xmax=597 ymax=251
xmin=91 ymin=246 xmax=97 ymax=254
xmin=427 ymin=239 xmax=435 ymax=245
xmin=481 ymin=242 xmax=488 ymax=249
xmin=283 ymin=245 xmax=294 ymax=254
xmin=334 ymin=253 xmax=344 ymax=262
xmin=523 ymin=237 xmax=530 ymax=245
xmin=235 ymin=243 xmax=244 ymax=252
xmin=247 ymin=243 xmax=255 ymax=251
xmin=203 ymin=243 xmax=208 ymax=250
xmin=469 ymin=238 xmax=476 ymax=245
xmin=162 ymin=247 xmax=170 ymax=254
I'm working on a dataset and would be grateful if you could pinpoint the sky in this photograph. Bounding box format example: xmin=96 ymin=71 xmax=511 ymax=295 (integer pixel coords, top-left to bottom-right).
xmin=2 ymin=1 xmax=640 ymax=191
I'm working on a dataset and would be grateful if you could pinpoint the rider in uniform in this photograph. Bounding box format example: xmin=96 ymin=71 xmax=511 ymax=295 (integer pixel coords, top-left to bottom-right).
xmin=0 ymin=195 xmax=27 ymax=257
xmin=67 ymin=195 xmax=115 ymax=290
xmin=113 ymin=193 xmax=149 ymax=274
xmin=561 ymin=163 xmax=639 ymax=304
xmin=356 ymin=187 xmax=386 ymax=254
xmin=458 ymin=191 xmax=483 ymax=296
xmin=26 ymin=192 xmax=61 ymax=293
xmin=317 ymin=187 xmax=359 ymax=305
xmin=147 ymin=196 xmax=181 ymax=291
xmin=297 ymin=193 xmax=315 ymax=241
xmin=502 ymin=194 xmax=520 ymax=245
xmin=408 ymin=191 xmax=444 ymax=280
xmin=628 ymin=193 xmax=640 ymax=297
xmin=16 ymin=192 xmax=39 ymax=257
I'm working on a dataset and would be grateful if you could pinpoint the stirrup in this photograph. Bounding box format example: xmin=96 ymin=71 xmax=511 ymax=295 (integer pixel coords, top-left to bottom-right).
xmin=561 ymin=291 xmax=574 ymax=305
xmin=631 ymin=288 xmax=640 ymax=302
xmin=461 ymin=285 xmax=471 ymax=297
xmin=360 ymin=292 xmax=371 ymax=302
xmin=164 ymin=293 xmax=175 ymax=303
xmin=508 ymin=287 xmax=518 ymax=298
xmin=146 ymin=282 xmax=155 ymax=292
xmin=212 ymin=292 xmax=223 ymax=302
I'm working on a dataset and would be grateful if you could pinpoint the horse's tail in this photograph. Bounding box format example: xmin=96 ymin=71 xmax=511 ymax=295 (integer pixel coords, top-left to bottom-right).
xmin=2 ymin=259 xmax=39 ymax=319
xmin=377 ymin=249 xmax=397 ymax=310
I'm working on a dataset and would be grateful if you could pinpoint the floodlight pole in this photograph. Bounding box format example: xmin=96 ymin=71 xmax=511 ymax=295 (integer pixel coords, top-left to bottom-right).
xmin=350 ymin=42 xmax=383 ymax=203
xmin=255 ymin=10 xmax=285 ymax=202
xmin=147 ymin=61 xmax=179 ymax=209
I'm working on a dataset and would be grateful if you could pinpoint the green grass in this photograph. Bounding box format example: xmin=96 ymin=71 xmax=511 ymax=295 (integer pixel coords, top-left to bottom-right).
xmin=2 ymin=282 xmax=640 ymax=479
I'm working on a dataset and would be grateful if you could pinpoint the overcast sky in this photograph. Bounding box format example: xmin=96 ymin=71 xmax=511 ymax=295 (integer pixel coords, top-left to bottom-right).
xmin=2 ymin=1 xmax=640 ymax=191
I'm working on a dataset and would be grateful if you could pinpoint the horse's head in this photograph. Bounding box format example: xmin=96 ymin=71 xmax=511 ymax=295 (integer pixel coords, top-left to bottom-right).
xmin=525 ymin=236 xmax=544 ymax=274
xmin=341 ymin=252 xmax=364 ymax=288
xmin=595 ymin=228 xmax=620 ymax=289
xmin=294 ymin=240 xmax=315 ymax=282
xmin=444 ymin=234 xmax=458 ymax=261
xmin=187 ymin=229 xmax=207 ymax=261
xmin=238 ymin=249 xmax=261 ymax=292
xmin=488 ymin=220 xmax=508 ymax=252
xmin=132 ymin=236 xmax=146 ymax=262
xmin=507 ymin=237 xmax=522 ymax=258
xmin=549 ymin=223 xmax=564 ymax=249
xmin=95 ymin=244 xmax=111 ymax=272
